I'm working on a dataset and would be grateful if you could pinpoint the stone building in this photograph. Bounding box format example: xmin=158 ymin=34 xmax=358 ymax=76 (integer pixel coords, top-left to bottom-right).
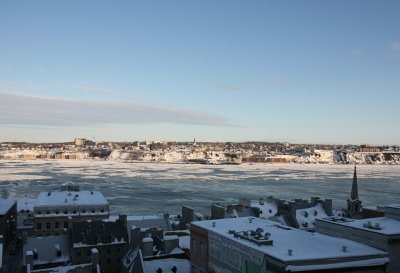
xmin=70 ymin=215 xmax=129 ymax=273
xmin=191 ymin=217 xmax=389 ymax=273
xmin=316 ymin=204 xmax=400 ymax=273
xmin=33 ymin=183 xmax=109 ymax=236
xmin=0 ymin=199 xmax=17 ymax=249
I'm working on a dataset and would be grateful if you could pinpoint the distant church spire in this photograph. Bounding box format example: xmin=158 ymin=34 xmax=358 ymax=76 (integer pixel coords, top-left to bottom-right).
xmin=346 ymin=165 xmax=362 ymax=219
xmin=350 ymin=165 xmax=359 ymax=200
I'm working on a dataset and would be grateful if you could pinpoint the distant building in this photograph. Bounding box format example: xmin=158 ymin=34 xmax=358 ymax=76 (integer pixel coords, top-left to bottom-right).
xmin=0 ymin=199 xmax=17 ymax=249
xmin=360 ymin=147 xmax=381 ymax=153
xmin=266 ymin=157 xmax=288 ymax=164
xmin=191 ymin=217 xmax=388 ymax=273
xmin=32 ymin=183 xmax=109 ymax=236
xmin=74 ymin=138 xmax=87 ymax=146
xmin=316 ymin=204 xmax=400 ymax=273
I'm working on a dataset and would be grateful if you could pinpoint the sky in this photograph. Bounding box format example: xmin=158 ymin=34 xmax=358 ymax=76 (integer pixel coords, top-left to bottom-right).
xmin=0 ymin=1 xmax=399 ymax=145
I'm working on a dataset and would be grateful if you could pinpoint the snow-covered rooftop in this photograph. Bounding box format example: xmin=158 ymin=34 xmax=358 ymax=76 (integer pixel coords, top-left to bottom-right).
xmin=17 ymin=198 xmax=37 ymax=213
xmin=35 ymin=190 xmax=108 ymax=207
xmin=0 ymin=199 xmax=16 ymax=215
xmin=23 ymin=235 xmax=70 ymax=266
xmin=144 ymin=258 xmax=190 ymax=273
xmin=108 ymin=214 xmax=171 ymax=237
xmin=251 ymin=200 xmax=278 ymax=218
xmin=385 ymin=204 xmax=400 ymax=209
xmin=318 ymin=217 xmax=400 ymax=236
xmin=295 ymin=203 xmax=328 ymax=230
xmin=192 ymin=217 xmax=387 ymax=263
xmin=30 ymin=263 xmax=93 ymax=273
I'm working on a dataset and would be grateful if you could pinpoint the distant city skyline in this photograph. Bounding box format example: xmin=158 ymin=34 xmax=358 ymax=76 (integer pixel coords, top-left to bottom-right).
xmin=1 ymin=1 xmax=399 ymax=145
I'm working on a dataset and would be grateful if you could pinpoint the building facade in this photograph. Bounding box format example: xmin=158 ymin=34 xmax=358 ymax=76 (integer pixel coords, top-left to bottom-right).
xmin=316 ymin=204 xmax=400 ymax=273
xmin=33 ymin=183 xmax=109 ymax=236
xmin=191 ymin=217 xmax=389 ymax=273
xmin=0 ymin=199 xmax=17 ymax=249
xmin=70 ymin=215 xmax=129 ymax=273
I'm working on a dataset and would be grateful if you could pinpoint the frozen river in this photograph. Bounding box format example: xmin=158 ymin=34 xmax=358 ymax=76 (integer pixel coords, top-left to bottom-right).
xmin=0 ymin=160 xmax=399 ymax=215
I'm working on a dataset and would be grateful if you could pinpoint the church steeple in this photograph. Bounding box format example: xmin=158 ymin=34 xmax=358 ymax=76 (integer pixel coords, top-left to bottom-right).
xmin=346 ymin=165 xmax=362 ymax=219
xmin=350 ymin=165 xmax=359 ymax=200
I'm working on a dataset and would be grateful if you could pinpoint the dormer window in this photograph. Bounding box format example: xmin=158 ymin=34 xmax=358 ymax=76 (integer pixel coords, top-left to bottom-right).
xmin=33 ymin=250 xmax=38 ymax=260
xmin=56 ymin=250 xmax=62 ymax=257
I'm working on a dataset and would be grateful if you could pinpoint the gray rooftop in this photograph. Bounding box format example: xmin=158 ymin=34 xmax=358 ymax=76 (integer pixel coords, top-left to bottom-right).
xmin=0 ymin=199 xmax=16 ymax=215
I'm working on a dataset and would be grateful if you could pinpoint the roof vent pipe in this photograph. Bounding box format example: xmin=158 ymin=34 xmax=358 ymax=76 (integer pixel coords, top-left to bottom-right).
xmin=212 ymin=222 xmax=216 ymax=227
xmin=288 ymin=249 xmax=293 ymax=256
xmin=342 ymin=246 xmax=347 ymax=253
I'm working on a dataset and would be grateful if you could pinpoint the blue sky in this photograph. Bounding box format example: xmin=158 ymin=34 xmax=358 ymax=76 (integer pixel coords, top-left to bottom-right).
xmin=0 ymin=1 xmax=399 ymax=144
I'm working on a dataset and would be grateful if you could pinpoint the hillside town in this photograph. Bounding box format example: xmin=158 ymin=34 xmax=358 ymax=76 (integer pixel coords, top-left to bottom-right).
xmin=0 ymin=167 xmax=399 ymax=273
xmin=1 ymin=139 xmax=400 ymax=165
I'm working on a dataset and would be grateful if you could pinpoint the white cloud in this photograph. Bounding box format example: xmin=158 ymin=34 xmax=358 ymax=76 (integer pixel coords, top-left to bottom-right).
xmin=0 ymin=93 xmax=237 ymax=127
xmin=0 ymin=80 xmax=117 ymax=96
xmin=390 ymin=42 xmax=400 ymax=55
xmin=72 ymin=84 xmax=116 ymax=95
xmin=271 ymin=75 xmax=283 ymax=85
xmin=217 ymin=86 xmax=241 ymax=92
xmin=350 ymin=48 xmax=362 ymax=56
xmin=34 ymin=65 xmax=47 ymax=72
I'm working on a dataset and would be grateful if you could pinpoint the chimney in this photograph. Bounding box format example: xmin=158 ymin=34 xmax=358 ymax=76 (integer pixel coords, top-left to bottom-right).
xmin=141 ymin=237 xmax=154 ymax=257
xmin=26 ymin=250 xmax=34 ymax=268
xmin=130 ymin=226 xmax=141 ymax=248
xmin=91 ymin=248 xmax=100 ymax=272
xmin=119 ymin=214 xmax=127 ymax=229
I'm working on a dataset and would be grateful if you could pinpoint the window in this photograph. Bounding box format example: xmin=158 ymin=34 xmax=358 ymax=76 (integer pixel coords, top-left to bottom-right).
xmin=56 ymin=250 xmax=62 ymax=257
xmin=73 ymin=210 xmax=77 ymax=214
xmin=191 ymin=239 xmax=197 ymax=253
xmin=47 ymin=210 xmax=50 ymax=214
xmin=64 ymin=222 xmax=68 ymax=229
xmin=46 ymin=222 xmax=51 ymax=229
xmin=37 ymin=211 xmax=41 ymax=215
xmin=200 ymin=242 xmax=205 ymax=257
xmin=101 ymin=209 xmax=104 ymax=213
xmin=37 ymin=223 xmax=42 ymax=230
xmin=55 ymin=210 xmax=59 ymax=215
xmin=92 ymin=209 xmax=95 ymax=213
xmin=64 ymin=210 xmax=68 ymax=214
xmin=55 ymin=222 xmax=60 ymax=229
